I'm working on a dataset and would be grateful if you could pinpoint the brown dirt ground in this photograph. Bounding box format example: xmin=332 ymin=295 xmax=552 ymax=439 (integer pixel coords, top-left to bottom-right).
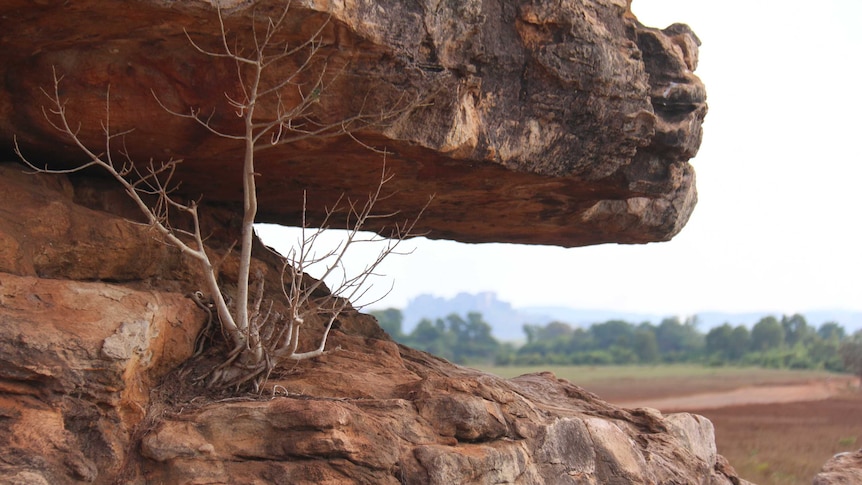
xmin=616 ymin=378 xmax=854 ymax=411
xmin=695 ymin=392 xmax=862 ymax=485
xmin=602 ymin=378 xmax=862 ymax=485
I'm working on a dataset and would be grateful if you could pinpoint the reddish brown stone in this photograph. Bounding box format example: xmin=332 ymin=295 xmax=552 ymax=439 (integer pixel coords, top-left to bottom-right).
xmin=0 ymin=167 xmax=745 ymax=485
xmin=0 ymin=0 xmax=705 ymax=247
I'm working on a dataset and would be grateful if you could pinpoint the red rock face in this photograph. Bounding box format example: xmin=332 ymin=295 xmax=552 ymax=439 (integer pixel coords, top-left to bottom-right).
xmin=0 ymin=3 xmax=722 ymax=481
xmin=0 ymin=166 xmax=747 ymax=484
xmin=0 ymin=0 xmax=705 ymax=247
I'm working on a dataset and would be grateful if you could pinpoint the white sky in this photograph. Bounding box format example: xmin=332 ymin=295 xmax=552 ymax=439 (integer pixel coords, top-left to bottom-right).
xmin=258 ymin=0 xmax=862 ymax=317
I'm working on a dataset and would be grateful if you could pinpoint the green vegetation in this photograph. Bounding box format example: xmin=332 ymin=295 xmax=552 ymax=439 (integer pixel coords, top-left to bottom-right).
xmin=372 ymin=309 xmax=862 ymax=375
xmin=374 ymin=310 xmax=500 ymax=364
xmin=838 ymin=437 xmax=857 ymax=447
xmin=840 ymin=332 xmax=862 ymax=381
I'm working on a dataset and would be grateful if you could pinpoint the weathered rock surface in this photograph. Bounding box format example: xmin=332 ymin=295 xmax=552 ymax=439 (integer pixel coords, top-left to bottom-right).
xmin=0 ymin=0 xmax=705 ymax=247
xmin=0 ymin=0 xmax=723 ymax=482
xmin=814 ymin=448 xmax=862 ymax=485
xmin=0 ymin=165 xmax=745 ymax=484
xmin=0 ymin=272 xmax=204 ymax=484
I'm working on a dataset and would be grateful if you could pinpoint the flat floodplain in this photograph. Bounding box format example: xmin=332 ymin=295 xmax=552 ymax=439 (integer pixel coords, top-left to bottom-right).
xmin=477 ymin=365 xmax=861 ymax=485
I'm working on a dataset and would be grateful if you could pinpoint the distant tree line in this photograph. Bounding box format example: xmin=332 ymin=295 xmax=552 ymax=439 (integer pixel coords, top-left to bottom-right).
xmin=371 ymin=309 xmax=499 ymax=364
xmin=510 ymin=317 xmax=703 ymax=366
xmin=371 ymin=309 xmax=862 ymax=379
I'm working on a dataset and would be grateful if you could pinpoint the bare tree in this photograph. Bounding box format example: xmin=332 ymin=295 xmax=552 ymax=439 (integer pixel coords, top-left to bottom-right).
xmin=15 ymin=3 xmax=426 ymax=391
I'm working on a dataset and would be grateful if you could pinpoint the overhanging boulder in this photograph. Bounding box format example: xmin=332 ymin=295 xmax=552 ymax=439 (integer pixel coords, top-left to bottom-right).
xmin=0 ymin=0 xmax=706 ymax=247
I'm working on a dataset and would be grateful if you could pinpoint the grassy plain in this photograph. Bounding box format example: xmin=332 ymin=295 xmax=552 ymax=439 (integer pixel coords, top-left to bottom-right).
xmin=476 ymin=364 xmax=842 ymax=401
xmin=476 ymin=364 xmax=861 ymax=485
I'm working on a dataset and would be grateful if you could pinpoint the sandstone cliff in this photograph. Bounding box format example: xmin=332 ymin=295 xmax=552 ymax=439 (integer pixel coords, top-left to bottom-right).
xmin=0 ymin=1 xmax=732 ymax=483
xmin=0 ymin=0 xmax=705 ymax=247
xmin=0 ymin=165 xmax=747 ymax=484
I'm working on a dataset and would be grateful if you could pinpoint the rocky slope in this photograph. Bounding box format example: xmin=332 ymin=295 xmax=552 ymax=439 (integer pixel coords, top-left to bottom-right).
xmin=0 ymin=1 xmax=741 ymax=483
xmin=0 ymin=164 xmax=747 ymax=484
xmin=0 ymin=0 xmax=705 ymax=247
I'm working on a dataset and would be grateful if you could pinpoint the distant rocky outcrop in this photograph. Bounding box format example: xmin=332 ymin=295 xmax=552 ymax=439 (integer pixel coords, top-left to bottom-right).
xmin=401 ymin=292 xmax=533 ymax=339
xmin=0 ymin=0 xmax=705 ymax=248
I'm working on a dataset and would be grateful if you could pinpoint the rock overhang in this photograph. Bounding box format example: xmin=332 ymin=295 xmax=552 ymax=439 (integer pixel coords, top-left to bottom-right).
xmin=0 ymin=0 xmax=706 ymax=248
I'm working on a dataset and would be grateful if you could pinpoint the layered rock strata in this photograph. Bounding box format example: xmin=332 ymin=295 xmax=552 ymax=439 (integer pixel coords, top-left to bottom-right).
xmin=0 ymin=0 xmax=723 ymax=483
xmin=0 ymin=165 xmax=746 ymax=484
xmin=0 ymin=0 xmax=706 ymax=247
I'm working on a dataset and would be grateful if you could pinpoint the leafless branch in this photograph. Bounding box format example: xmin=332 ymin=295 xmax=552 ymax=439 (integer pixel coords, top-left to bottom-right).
xmin=17 ymin=2 xmax=428 ymax=393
